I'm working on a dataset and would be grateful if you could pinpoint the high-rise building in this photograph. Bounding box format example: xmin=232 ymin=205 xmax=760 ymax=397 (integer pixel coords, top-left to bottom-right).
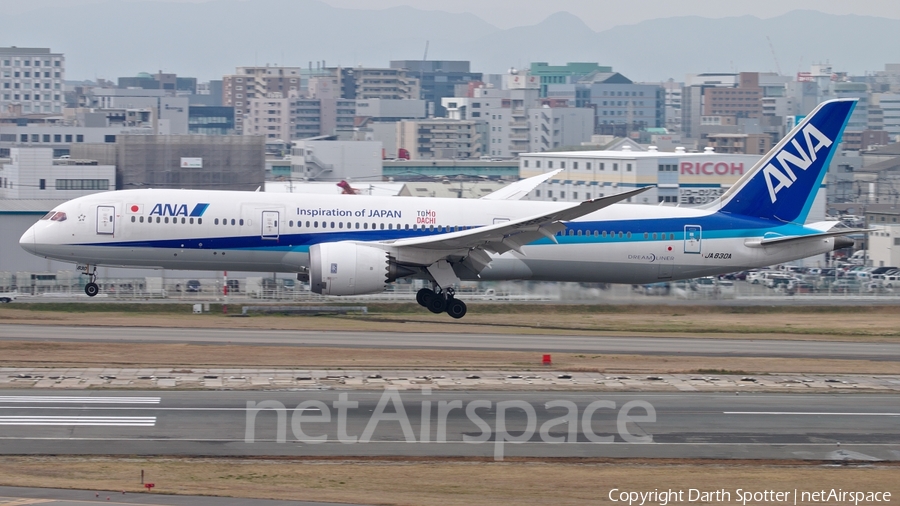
xmin=530 ymin=62 xmax=611 ymax=99
xmin=223 ymin=66 xmax=302 ymax=133
xmin=390 ymin=61 xmax=480 ymax=117
xmin=0 ymin=47 xmax=65 ymax=116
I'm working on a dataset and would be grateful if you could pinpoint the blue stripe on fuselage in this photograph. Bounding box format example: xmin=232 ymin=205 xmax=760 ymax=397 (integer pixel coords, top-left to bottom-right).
xmin=77 ymin=211 xmax=823 ymax=251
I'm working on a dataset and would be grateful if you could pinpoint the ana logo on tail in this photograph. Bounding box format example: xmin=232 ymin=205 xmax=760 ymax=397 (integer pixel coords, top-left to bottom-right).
xmin=763 ymin=123 xmax=832 ymax=204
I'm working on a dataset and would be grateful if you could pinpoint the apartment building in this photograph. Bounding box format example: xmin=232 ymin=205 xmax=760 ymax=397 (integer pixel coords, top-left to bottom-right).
xmin=222 ymin=66 xmax=302 ymax=133
xmin=0 ymin=47 xmax=65 ymax=115
xmin=397 ymin=119 xmax=482 ymax=160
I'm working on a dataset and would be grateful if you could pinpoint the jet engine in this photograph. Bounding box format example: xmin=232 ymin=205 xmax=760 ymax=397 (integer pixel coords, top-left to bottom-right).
xmin=310 ymin=241 xmax=412 ymax=295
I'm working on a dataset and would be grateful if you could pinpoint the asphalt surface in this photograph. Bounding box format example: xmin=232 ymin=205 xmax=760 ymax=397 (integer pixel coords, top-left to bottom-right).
xmin=0 ymin=486 xmax=362 ymax=506
xmin=1 ymin=324 xmax=897 ymax=361
xmin=0 ymin=390 xmax=897 ymax=461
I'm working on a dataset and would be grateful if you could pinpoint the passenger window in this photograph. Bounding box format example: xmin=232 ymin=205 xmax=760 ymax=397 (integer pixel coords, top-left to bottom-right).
xmin=240 ymin=219 xmax=244 ymax=226
xmin=164 ymin=217 xmax=169 ymax=224
xmin=156 ymin=217 xmax=161 ymax=223
xmin=363 ymin=223 xmax=367 ymax=229
xmin=339 ymin=222 xmax=344 ymax=229
xmin=131 ymin=216 xmax=135 ymax=223
xmin=181 ymin=218 xmax=186 ymax=224
xmin=306 ymin=221 xmax=310 ymax=227
xmin=627 ymin=232 xmax=632 ymax=238
xmin=198 ymin=218 xmax=202 ymax=225
xmin=231 ymin=219 xmax=236 ymax=226
xmin=190 ymin=218 xmax=194 ymax=224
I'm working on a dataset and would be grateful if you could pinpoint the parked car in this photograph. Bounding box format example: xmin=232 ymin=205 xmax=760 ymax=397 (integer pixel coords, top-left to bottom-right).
xmin=767 ymin=275 xmax=795 ymax=289
xmin=0 ymin=291 xmax=17 ymax=303
xmin=882 ymin=275 xmax=900 ymax=289
xmin=185 ymin=279 xmax=202 ymax=292
xmin=830 ymin=279 xmax=861 ymax=292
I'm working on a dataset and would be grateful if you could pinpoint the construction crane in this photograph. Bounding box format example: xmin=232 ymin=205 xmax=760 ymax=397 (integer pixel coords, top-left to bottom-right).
xmin=766 ymin=36 xmax=783 ymax=75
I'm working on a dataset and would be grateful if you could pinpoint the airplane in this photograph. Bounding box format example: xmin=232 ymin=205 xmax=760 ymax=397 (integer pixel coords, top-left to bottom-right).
xmin=20 ymin=98 xmax=863 ymax=319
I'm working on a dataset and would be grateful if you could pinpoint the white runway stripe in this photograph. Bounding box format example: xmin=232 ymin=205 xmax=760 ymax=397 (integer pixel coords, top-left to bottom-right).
xmin=725 ymin=411 xmax=900 ymax=416
xmin=0 ymin=416 xmax=156 ymax=426
xmin=0 ymin=396 xmax=160 ymax=404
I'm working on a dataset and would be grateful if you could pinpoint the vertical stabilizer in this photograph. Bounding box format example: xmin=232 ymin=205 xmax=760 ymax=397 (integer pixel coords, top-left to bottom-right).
xmin=714 ymin=99 xmax=856 ymax=223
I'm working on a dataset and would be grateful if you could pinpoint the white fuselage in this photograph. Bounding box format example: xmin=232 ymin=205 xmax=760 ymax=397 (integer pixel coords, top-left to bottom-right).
xmin=20 ymin=189 xmax=836 ymax=285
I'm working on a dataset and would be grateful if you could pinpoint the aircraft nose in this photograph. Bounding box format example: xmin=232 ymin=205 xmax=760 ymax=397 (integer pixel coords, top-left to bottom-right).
xmin=19 ymin=225 xmax=37 ymax=255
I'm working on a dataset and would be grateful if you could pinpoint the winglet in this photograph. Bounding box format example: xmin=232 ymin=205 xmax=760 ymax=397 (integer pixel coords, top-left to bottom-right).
xmin=481 ymin=169 xmax=563 ymax=201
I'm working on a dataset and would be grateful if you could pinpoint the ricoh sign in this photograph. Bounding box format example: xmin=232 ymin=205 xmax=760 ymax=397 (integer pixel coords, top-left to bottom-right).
xmin=679 ymin=161 xmax=745 ymax=176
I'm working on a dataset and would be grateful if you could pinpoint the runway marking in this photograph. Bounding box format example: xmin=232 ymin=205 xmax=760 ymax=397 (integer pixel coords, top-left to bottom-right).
xmin=0 ymin=397 xmax=160 ymax=404
xmin=0 ymin=437 xmax=896 ymax=445
xmin=0 ymin=407 xmax=319 ymax=411
xmin=725 ymin=412 xmax=900 ymax=416
xmin=0 ymin=417 xmax=156 ymax=427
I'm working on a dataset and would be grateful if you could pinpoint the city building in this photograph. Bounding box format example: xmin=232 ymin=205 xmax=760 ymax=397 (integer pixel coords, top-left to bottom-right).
xmin=71 ymin=135 xmax=265 ymax=191
xmin=390 ymin=61 xmax=480 ymax=117
xmin=223 ymin=66 xmax=303 ymax=134
xmin=518 ymin=147 xmax=830 ymax=223
xmin=705 ymin=133 xmax=772 ymax=155
xmin=118 ymin=71 xmax=197 ymax=95
xmin=529 ymin=62 xmax=610 ymax=99
xmin=0 ymin=47 xmax=65 ymax=116
xmin=0 ymin=147 xmax=114 ymax=199
xmin=85 ymin=88 xmax=189 ymax=134
xmin=0 ymin=115 xmax=154 ymax=158
xmin=528 ymin=106 xmax=594 ymax=152
xmin=289 ymin=140 xmax=381 ymax=181
xmin=312 ymin=67 xmax=420 ymax=102
xmin=188 ymin=106 xmax=234 ymax=135
xmin=397 ymin=119 xmax=482 ymax=160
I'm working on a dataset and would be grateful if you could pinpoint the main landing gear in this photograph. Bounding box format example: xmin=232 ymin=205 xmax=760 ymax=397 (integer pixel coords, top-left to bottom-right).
xmin=83 ymin=265 xmax=99 ymax=297
xmin=416 ymin=287 xmax=467 ymax=319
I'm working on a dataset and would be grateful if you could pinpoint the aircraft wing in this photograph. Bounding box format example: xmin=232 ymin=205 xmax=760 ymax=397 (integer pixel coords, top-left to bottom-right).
xmin=380 ymin=186 xmax=653 ymax=269
xmin=480 ymin=169 xmax=562 ymax=201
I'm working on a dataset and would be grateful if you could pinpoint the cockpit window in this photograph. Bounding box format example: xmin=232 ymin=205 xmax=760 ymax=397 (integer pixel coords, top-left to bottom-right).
xmin=49 ymin=212 xmax=67 ymax=222
xmin=41 ymin=212 xmax=55 ymax=220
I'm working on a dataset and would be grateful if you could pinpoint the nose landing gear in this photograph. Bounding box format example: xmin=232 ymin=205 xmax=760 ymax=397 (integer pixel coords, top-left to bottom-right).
xmin=416 ymin=287 xmax=467 ymax=319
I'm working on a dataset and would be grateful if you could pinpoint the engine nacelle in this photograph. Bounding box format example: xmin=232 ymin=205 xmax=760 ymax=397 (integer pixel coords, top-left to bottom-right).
xmin=309 ymin=241 xmax=390 ymax=296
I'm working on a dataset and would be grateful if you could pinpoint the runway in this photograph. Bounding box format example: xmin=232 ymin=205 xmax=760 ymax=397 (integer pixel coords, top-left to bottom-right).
xmin=0 ymin=390 xmax=897 ymax=461
xmin=0 ymin=486 xmax=356 ymax=506
xmin=1 ymin=324 xmax=898 ymax=360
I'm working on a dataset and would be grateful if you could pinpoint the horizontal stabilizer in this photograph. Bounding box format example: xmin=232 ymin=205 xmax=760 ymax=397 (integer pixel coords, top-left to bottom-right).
xmin=745 ymin=228 xmax=873 ymax=248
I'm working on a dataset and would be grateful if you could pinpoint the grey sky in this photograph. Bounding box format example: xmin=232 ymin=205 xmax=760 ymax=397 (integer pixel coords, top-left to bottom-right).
xmin=6 ymin=0 xmax=900 ymax=31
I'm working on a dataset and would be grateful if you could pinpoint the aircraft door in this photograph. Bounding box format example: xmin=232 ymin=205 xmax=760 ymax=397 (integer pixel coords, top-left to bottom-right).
xmin=261 ymin=210 xmax=280 ymax=240
xmin=684 ymin=225 xmax=702 ymax=254
xmin=96 ymin=205 xmax=116 ymax=235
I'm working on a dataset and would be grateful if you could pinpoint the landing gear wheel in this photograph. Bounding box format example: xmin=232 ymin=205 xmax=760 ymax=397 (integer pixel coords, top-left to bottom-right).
xmin=446 ymin=298 xmax=467 ymax=319
xmin=416 ymin=288 xmax=435 ymax=307
xmin=426 ymin=293 xmax=448 ymax=313
xmin=85 ymin=282 xmax=99 ymax=297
